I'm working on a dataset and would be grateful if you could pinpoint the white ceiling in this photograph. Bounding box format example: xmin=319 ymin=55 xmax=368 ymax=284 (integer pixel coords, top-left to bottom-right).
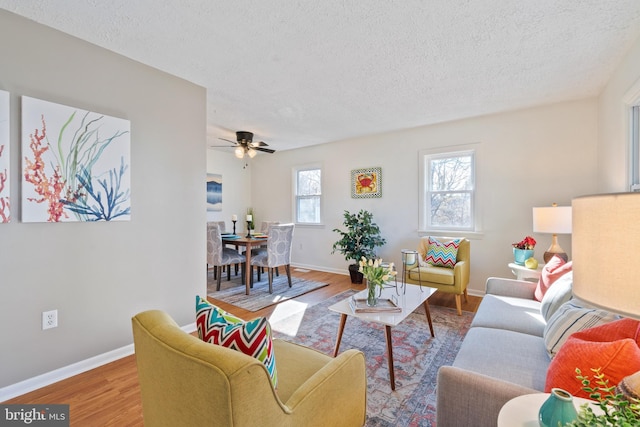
xmin=2 ymin=1 xmax=640 ymax=153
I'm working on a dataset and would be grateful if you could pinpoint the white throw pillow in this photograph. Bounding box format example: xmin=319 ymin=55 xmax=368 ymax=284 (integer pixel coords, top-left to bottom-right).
xmin=543 ymin=298 xmax=620 ymax=358
xmin=540 ymin=271 xmax=573 ymax=322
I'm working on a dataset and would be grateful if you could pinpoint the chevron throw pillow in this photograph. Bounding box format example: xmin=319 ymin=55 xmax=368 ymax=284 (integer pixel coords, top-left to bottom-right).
xmin=196 ymin=296 xmax=277 ymax=387
xmin=424 ymin=237 xmax=461 ymax=268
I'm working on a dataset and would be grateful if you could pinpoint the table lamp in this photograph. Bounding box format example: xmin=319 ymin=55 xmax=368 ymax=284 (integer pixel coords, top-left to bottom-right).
xmin=532 ymin=203 xmax=572 ymax=263
xmin=572 ymin=192 xmax=640 ymax=401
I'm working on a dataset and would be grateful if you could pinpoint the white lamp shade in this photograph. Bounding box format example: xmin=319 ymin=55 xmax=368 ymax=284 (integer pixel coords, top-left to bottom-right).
xmin=234 ymin=147 xmax=244 ymax=158
xmin=572 ymin=193 xmax=640 ymax=319
xmin=532 ymin=206 xmax=572 ymax=234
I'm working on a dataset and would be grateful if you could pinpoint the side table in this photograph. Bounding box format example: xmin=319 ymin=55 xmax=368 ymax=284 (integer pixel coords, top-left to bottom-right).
xmin=498 ymin=393 xmax=600 ymax=426
xmin=508 ymin=262 xmax=543 ymax=282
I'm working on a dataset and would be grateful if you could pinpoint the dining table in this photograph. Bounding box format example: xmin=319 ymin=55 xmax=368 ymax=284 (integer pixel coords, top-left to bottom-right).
xmin=221 ymin=235 xmax=268 ymax=295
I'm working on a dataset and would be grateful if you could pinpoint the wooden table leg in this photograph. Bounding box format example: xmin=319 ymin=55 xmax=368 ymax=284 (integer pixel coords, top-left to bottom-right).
xmin=384 ymin=325 xmax=396 ymax=391
xmin=333 ymin=314 xmax=347 ymax=357
xmin=423 ymin=300 xmax=435 ymax=337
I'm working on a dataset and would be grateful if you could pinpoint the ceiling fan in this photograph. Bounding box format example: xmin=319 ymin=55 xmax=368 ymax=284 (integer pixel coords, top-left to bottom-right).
xmin=215 ymin=131 xmax=275 ymax=159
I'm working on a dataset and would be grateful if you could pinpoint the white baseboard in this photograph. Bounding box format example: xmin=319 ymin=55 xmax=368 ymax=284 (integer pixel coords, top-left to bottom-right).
xmin=0 ymin=322 xmax=197 ymax=402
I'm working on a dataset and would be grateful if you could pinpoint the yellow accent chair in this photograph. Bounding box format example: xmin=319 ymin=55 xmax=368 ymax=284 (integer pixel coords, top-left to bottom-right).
xmin=404 ymin=237 xmax=470 ymax=315
xmin=132 ymin=310 xmax=367 ymax=427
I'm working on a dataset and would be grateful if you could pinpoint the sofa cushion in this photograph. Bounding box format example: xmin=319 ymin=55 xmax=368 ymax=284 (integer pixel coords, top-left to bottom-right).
xmin=471 ymin=294 xmax=545 ymax=337
xmin=545 ymin=318 xmax=640 ymax=399
xmin=195 ymin=296 xmax=278 ymax=387
xmin=540 ymin=271 xmax=573 ymax=322
xmin=543 ymin=299 xmax=620 ymax=357
xmin=453 ymin=327 xmax=550 ymax=391
xmin=534 ymin=256 xmax=572 ymax=301
xmin=424 ymin=237 xmax=460 ymax=268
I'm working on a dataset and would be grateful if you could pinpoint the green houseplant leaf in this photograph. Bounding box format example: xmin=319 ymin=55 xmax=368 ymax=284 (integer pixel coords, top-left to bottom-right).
xmin=331 ymin=209 xmax=386 ymax=263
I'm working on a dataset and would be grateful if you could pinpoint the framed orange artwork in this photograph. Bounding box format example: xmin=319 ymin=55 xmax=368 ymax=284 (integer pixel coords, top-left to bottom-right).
xmin=351 ymin=167 xmax=382 ymax=198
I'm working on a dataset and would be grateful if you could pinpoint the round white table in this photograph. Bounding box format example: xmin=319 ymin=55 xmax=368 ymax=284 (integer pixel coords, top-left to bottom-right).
xmin=498 ymin=393 xmax=599 ymax=426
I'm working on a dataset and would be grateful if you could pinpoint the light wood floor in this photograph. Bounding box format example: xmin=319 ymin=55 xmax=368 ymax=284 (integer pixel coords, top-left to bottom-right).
xmin=3 ymin=269 xmax=481 ymax=426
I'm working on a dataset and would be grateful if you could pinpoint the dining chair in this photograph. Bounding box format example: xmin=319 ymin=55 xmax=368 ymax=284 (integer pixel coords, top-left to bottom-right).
xmin=252 ymin=221 xmax=281 ymax=275
xmin=250 ymin=223 xmax=294 ymax=293
xmin=207 ymin=222 xmax=246 ymax=290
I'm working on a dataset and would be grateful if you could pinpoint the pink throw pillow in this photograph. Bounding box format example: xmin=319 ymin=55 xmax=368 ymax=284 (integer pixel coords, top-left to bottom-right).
xmin=534 ymin=256 xmax=572 ymax=302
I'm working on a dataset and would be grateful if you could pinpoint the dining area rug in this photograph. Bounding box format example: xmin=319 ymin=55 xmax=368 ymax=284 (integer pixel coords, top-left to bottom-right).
xmin=269 ymin=290 xmax=473 ymax=427
xmin=207 ymin=273 xmax=328 ymax=311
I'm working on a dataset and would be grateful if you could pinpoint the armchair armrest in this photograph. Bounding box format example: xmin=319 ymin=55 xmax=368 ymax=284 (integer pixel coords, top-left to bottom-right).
xmin=436 ymin=366 xmax=538 ymax=427
xmin=275 ymin=340 xmax=367 ymax=426
xmin=485 ymin=277 xmax=537 ymax=299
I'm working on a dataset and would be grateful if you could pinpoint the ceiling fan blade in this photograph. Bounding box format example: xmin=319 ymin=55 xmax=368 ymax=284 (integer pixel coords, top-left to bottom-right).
xmin=256 ymin=147 xmax=275 ymax=154
xmin=219 ymin=137 xmax=238 ymax=145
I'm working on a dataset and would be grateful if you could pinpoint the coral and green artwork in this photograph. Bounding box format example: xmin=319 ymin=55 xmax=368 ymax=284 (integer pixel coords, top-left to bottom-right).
xmin=0 ymin=90 xmax=9 ymax=223
xmin=21 ymin=96 xmax=131 ymax=222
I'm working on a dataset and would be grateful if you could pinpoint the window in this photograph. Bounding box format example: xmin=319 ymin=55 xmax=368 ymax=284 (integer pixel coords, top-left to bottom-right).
xmin=420 ymin=149 xmax=476 ymax=231
xmin=294 ymin=166 xmax=322 ymax=224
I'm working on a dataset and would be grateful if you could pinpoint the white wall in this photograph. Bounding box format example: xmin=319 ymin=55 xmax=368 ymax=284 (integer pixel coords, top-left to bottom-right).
xmin=598 ymin=34 xmax=640 ymax=192
xmin=206 ymin=150 xmax=253 ymax=234
xmin=0 ymin=10 xmax=206 ymax=389
xmin=246 ymin=100 xmax=599 ymax=295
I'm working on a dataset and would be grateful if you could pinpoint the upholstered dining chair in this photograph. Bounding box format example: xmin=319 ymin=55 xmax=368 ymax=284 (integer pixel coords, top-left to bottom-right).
xmin=207 ymin=222 xmax=246 ymax=290
xmin=252 ymin=221 xmax=281 ymax=274
xmin=250 ymin=223 xmax=294 ymax=293
xmin=132 ymin=309 xmax=367 ymax=427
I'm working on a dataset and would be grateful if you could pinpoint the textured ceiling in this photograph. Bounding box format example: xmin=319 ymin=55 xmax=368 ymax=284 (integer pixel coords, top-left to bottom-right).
xmin=1 ymin=1 xmax=640 ymax=152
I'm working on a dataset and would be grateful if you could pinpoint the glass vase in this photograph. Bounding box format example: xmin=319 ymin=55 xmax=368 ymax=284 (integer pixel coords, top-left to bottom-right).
xmin=538 ymin=388 xmax=578 ymax=427
xmin=366 ymin=280 xmax=379 ymax=307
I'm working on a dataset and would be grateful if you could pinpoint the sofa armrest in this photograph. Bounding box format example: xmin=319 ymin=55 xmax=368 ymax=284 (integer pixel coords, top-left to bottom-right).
xmin=436 ymin=366 xmax=539 ymax=427
xmin=485 ymin=277 xmax=537 ymax=299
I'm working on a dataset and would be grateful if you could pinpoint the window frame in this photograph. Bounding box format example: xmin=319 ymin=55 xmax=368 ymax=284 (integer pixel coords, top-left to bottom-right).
xmin=419 ymin=145 xmax=479 ymax=234
xmin=631 ymin=105 xmax=640 ymax=192
xmin=292 ymin=164 xmax=323 ymax=226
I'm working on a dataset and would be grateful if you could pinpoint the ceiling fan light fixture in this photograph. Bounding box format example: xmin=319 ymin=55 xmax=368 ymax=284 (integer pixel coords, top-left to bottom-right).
xmin=247 ymin=148 xmax=257 ymax=158
xmin=234 ymin=146 xmax=244 ymax=159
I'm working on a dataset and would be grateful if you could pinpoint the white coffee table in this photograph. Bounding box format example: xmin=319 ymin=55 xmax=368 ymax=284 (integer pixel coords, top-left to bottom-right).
xmin=328 ymin=283 xmax=436 ymax=390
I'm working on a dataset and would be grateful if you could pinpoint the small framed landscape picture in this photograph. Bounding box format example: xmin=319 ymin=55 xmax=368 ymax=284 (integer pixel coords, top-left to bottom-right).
xmin=206 ymin=173 xmax=222 ymax=211
xmin=351 ymin=167 xmax=382 ymax=198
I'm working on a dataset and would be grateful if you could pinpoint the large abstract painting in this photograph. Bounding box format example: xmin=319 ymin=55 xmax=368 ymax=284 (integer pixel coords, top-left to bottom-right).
xmin=0 ymin=90 xmax=9 ymax=223
xmin=207 ymin=173 xmax=222 ymax=211
xmin=21 ymin=96 xmax=131 ymax=222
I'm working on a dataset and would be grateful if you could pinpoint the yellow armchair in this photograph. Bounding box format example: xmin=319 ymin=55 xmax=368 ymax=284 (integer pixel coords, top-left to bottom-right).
xmin=132 ymin=310 xmax=367 ymax=427
xmin=404 ymin=237 xmax=470 ymax=315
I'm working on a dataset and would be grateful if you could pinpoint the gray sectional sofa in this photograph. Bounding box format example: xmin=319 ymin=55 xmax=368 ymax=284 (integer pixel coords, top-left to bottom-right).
xmin=436 ymin=276 xmax=561 ymax=427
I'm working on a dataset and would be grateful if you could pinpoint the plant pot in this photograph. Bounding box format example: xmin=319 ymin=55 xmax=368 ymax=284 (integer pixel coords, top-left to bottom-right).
xmin=513 ymin=248 xmax=534 ymax=266
xmin=538 ymin=388 xmax=578 ymax=427
xmin=348 ymin=264 xmax=364 ymax=284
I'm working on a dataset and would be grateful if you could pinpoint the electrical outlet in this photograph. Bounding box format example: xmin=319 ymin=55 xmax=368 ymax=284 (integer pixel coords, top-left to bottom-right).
xmin=42 ymin=310 xmax=58 ymax=330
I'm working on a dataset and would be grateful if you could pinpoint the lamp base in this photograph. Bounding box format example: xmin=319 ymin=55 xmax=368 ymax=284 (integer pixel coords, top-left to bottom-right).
xmin=543 ymin=251 xmax=568 ymax=263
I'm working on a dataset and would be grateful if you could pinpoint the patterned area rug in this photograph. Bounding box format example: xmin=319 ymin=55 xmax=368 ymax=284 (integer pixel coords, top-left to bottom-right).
xmin=270 ymin=290 xmax=474 ymax=427
xmin=207 ymin=273 xmax=328 ymax=311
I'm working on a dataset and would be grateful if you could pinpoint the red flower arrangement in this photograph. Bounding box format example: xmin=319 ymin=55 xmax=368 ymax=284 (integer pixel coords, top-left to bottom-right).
xmin=513 ymin=236 xmax=536 ymax=250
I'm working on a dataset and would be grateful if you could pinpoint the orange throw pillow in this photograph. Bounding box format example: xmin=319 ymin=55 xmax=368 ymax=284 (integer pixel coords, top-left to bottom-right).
xmin=545 ymin=318 xmax=640 ymax=399
xmin=534 ymin=256 xmax=572 ymax=301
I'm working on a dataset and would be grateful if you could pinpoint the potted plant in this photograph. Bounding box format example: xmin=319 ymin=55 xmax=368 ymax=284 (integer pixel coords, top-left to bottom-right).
xmin=512 ymin=235 xmax=536 ymax=266
xmin=566 ymin=368 xmax=640 ymax=426
xmin=332 ymin=209 xmax=387 ymax=284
